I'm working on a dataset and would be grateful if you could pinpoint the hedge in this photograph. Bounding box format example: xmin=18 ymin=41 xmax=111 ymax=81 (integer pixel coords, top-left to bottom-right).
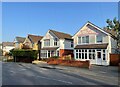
xmin=10 ymin=49 xmax=38 ymax=60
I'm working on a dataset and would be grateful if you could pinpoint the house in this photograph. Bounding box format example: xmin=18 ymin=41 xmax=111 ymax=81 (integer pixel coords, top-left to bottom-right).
xmin=2 ymin=42 xmax=15 ymax=56
xmin=14 ymin=37 xmax=26 ymax=49
xmin=40 ymin=29 xmax=74 ymax=59
xmin=23 ymin=34 xmax=43 ymax=50
xmin=72 ymin=21 xmax=117 ymax=65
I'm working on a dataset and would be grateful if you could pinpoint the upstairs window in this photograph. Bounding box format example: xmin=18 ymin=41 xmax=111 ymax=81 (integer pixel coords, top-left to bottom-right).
xmin=78 ymin=36 xmax=89 ymax=44
xmin=97 ymin=35 xmax=102 ymax=43
xmin=54 ymin=38 xmax=57 ymax=46
xmin=44 ymin=39 xmax=50 ymax=46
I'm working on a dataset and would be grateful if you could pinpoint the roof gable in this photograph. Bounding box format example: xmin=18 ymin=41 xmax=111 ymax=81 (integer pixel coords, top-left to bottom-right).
xmin=73 ymin=21 xmax=110 ymax=38
xmin=28 ymin=34 xmax=43 ymax=43
xmin=15 ymin=37 xmax=26 ymax=43
xmin=49 ymin=29 xmax=72 ymax=40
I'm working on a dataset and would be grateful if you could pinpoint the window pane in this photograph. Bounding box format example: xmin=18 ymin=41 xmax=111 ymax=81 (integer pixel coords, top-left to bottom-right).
xmin=76 ymin=53 xmax=78 ymax=59
xmin=82 ymin=53 xmax=84 ymax=59
xmin=76 ymin=50 xmax=78 ymax=52
xmin=79 ymin=53 xmax=81 ymax=59
xmin=48 ymin=51 xmax=50 ymax=57
xmin=103 ymin=54 xmax=106 ymax=60
xmin=86 ymin=36 xmax=89 ymax=43
xmin=82 ymin=37 xmax=85 ymax=43
xmin=97 ymin=35 xmax=102 ymax=43
xmin=93 ymin=54 xmax=95 ymax=59
xmin=71 ymin=41 xmax=73 ymax=47
xmin=89 ymin=50 xmax=91 ymax=52
xmin=89 ymin=54 xmax=91 ymax=59
xmin=103 ymin=50 xmax=105 ymax=53
xmin=78 ymin=37 xmax=81 ymax=44
xmin=97 ymin=52 xmax=101 ymax=58
xmin=82 ymin=50 xmax=84 ymax=52
xmin=85 ymin=53 xmax=87 ymax=59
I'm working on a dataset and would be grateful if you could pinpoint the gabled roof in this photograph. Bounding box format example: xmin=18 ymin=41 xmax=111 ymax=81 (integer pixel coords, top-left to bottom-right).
xmin=73 ymin=21 xmax=110 ymax=38
xmin=28 ymin=34 xmax=43 ymax=43
xmin=15 ymin=37 xmax=26 ymax=43
xmin=2 ymin=42 xmax=14 ymax=47
xmin=49 ymin=29 xmax=72 ymax=40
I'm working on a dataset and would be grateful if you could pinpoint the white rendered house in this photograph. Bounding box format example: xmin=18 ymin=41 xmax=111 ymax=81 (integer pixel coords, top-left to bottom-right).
xmin=72 ymin=21 xmax=117 ymax=65
xmin=2 ymin=42 xmax=15 ymax=56
xmin=41 ymin=29 xmax=74 ymax=58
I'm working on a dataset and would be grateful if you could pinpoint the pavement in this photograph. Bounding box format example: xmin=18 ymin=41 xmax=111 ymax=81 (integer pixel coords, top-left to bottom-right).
xmin=35 ymin=61 xmax=119 ymax=78
xmin=2 ymin=61 xmax=119 ymax=86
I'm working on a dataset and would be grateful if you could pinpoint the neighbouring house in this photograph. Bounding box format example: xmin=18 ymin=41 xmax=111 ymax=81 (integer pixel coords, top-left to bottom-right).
xmin=14 ymin=37 xmax=26 ymax=49
xmin=23 ymin=34 xmax=43 ymax=50
xmin=72 ymin=21 xmax=117 ymax=65
xmin=2 ymin=42 xmax=15 ymax=56
xmin=40 ymin=29 xmax=74 ymax=59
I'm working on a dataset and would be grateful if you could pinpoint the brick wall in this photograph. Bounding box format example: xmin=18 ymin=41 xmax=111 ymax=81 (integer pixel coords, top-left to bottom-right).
xmin=47 ymin=58 xmax=90 ymax=69
xmin=59 ymin=49 xmax=74 ymax=58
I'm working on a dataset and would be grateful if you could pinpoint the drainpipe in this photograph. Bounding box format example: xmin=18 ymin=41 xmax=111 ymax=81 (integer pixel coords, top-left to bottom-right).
xmin=38 ymin=40 xmax=41 ymax=60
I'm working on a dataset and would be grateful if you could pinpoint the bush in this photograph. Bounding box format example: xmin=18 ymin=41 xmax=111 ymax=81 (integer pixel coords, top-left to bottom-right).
xmin=10 ymin=49 xmax=38 ymax=60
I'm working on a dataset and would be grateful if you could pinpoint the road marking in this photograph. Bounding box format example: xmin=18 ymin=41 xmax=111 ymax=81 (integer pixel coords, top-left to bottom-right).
xmin=100 ymin=71 xmax=107 ymax=73
xmin=36 ymin=75 xmax=72 ymax=84
xmin=40 ymin=68 xmax=48 ymax=71
xmin=20 ymin=69 xmax=27 ymax=71
xmin=10 ymin=70 xmax=16 ymax=74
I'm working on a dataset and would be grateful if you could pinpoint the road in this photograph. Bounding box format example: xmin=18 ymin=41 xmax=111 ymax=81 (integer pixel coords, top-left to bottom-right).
xmin=2 ymin=62 xmax=119 ymax=86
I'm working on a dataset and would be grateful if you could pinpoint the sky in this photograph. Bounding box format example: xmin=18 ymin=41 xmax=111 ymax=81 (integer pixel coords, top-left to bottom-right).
xmin=2 ymin=2 xmax=118 ymax=42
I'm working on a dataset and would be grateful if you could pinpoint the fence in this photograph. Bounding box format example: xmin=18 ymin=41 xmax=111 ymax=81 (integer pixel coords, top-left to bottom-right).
xmin=110 ymin=54 xmax=120 ymax=66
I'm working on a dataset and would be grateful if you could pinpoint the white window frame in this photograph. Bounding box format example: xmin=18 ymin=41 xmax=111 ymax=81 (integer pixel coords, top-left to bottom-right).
xmin=78 ymin=36 xmax=89 ymax=44
xmin=44 ymin=39 xmax=50 ymax=46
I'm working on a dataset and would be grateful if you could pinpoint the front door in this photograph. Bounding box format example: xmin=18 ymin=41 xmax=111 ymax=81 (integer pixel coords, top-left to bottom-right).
xmin=96 ymin=50 xmax=102 ymax=65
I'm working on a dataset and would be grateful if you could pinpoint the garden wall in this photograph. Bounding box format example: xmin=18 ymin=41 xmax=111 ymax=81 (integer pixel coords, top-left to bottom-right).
xmin=47 ymin=58 xmax=90 ymax=69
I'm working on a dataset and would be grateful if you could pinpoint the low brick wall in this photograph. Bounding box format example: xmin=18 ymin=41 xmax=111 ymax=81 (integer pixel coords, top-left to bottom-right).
xmin=47 ymin=58 xmax=90 ymax=69
xmin=110 ymin=54 xmax=120 ymax=66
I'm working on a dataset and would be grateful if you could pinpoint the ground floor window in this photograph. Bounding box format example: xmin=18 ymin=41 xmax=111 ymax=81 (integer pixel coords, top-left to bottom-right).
xmin=75 ymin=49 xmax=106 ymax=61
xmin=41 ymin=50 xmax=47 ymax=58
xmin=41 ymin=50 xmax=59 ymax=58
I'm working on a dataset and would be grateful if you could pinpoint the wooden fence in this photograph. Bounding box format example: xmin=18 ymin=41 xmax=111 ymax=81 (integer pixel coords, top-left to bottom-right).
xmin=110 ymin=54 xmax=120 ymax=66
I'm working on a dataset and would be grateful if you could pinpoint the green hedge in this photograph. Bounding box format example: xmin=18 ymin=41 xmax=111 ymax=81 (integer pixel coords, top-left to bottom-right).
xmin=10 ymin=49 xmax=38 ymax=60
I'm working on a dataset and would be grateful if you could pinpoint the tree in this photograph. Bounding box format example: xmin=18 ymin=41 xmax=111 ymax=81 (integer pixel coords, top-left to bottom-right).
xmin=104 ymin=17 xmax=120 ymax=53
